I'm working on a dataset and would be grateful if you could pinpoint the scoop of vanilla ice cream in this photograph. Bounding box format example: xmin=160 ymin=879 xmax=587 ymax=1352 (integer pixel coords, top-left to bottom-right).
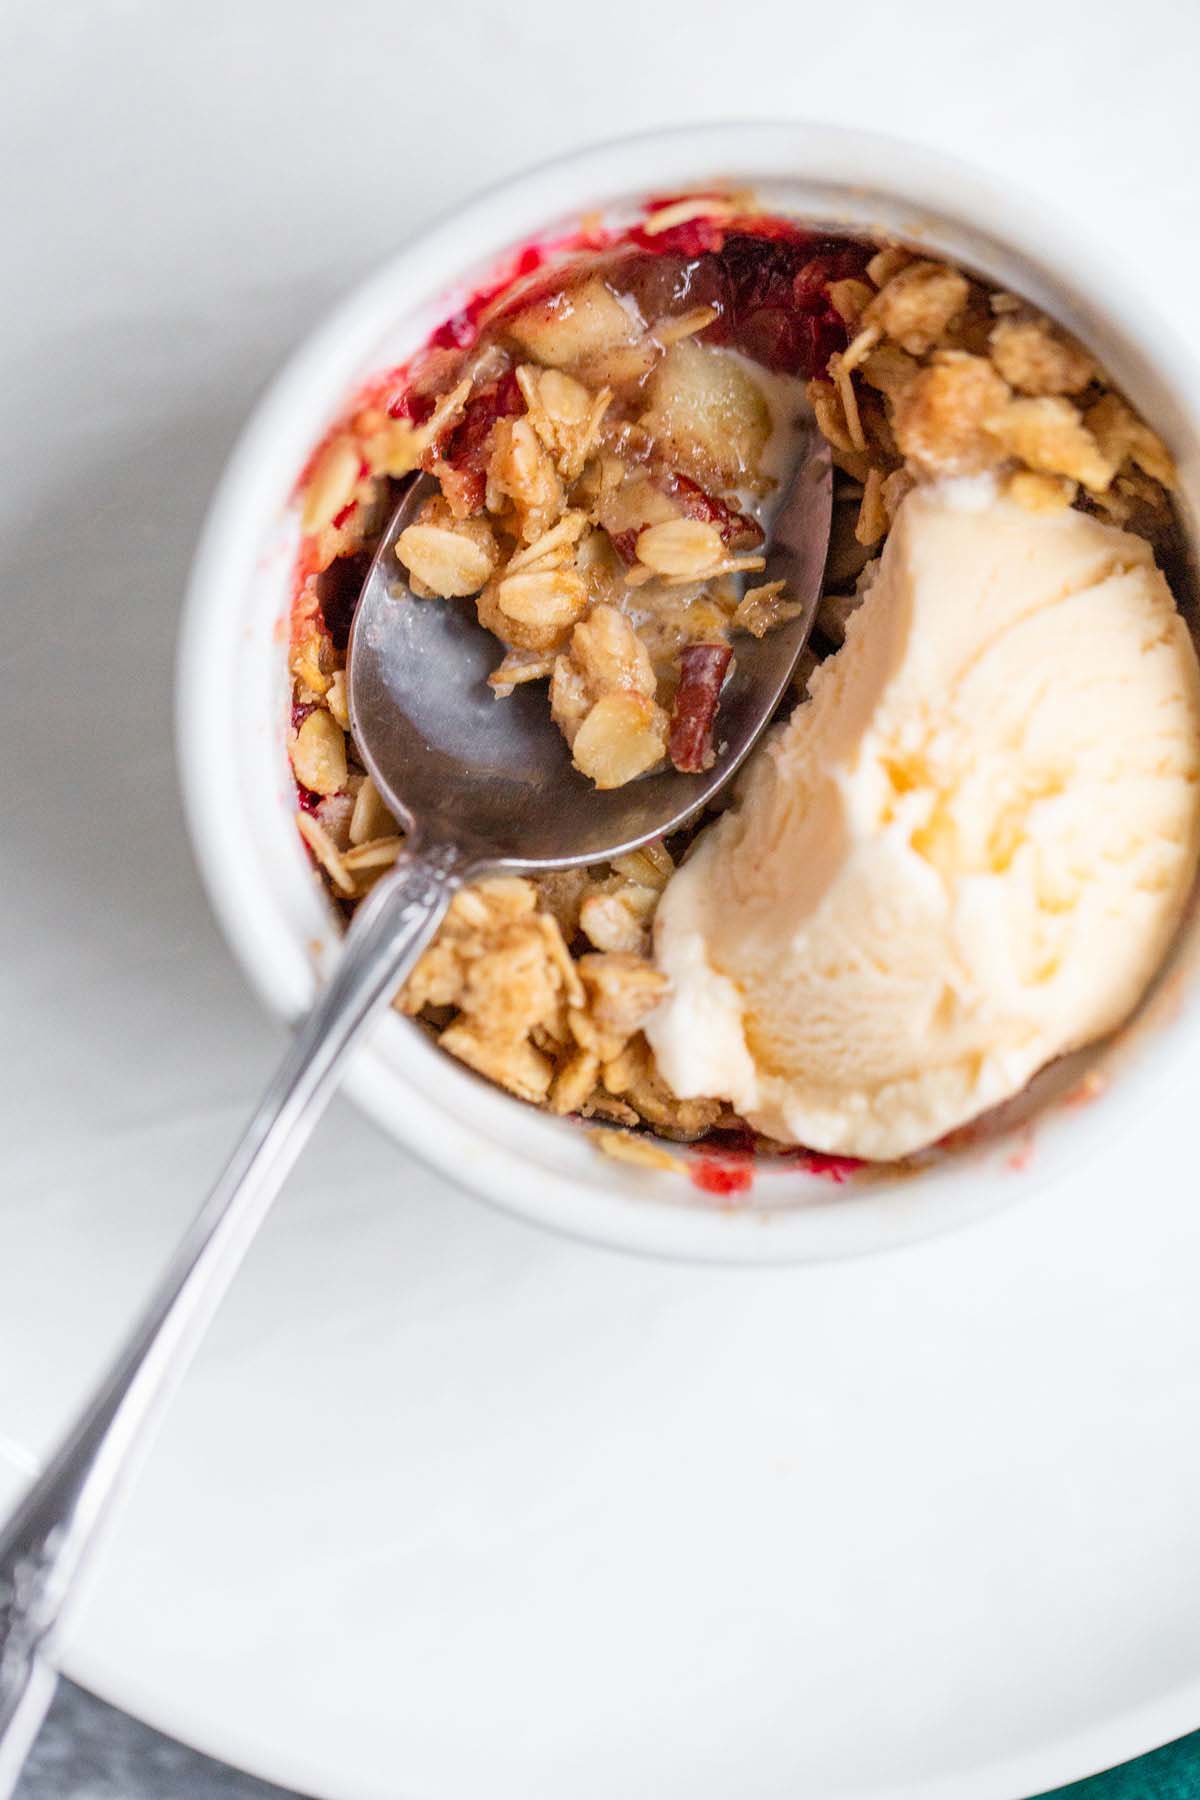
xmin=646 ymin=485 xmax=1200 ymax=1159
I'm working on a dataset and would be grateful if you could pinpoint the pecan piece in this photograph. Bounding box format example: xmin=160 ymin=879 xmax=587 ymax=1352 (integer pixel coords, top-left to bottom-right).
xmin=431 ymin=370 xmax=524 ymax=515
xmin=661 ymin=470 xmax=764 ymax=551
xmin=668 ymin=643 xmax=732 ymax=773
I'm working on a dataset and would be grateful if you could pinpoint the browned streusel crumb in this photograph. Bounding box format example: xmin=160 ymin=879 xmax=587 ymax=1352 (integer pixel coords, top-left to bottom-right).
xmin=1005 ymin=469 xmax=1078 ymax=513
xmin=491 ymin=417 xmax=566 ymax=542
xmin=1083 ymin=393 xmax=1177 ymax=488
xmin=732 ymin=581 xmax=804 ymax=638
xmin=808 ymin=245 xmax=1174 ymax=527
xmin=1116 ymin=469 xmax=1172 ymax=513
xmin=550 ymin=1047 xmax=602 ymax=1115
xmin=315 ymin=269 xmax=799 ymax=804
xmin=571 ymin=846 xmax=673 ymax=955
xmin=862 ymin=260 xmax=970 ymax=356
xmin=984 ymin=395 xmax=1117 ymax=490
xmin=599 ymin=1035 xmax=723 ymax=1140
xmin=326 ymin=669 xmax=350 ymax=729
xmin=572 ymin=954 xmax=668 ymax=1060
xmin=395 ymin=876 xmax=668 ymax=1108
xmin=438 ymin=1021 xmax=557 ymax=1103
xmin=858 ymin=343 xmax=922 ymax=404
xmin=988 ymin=315 xmax=1095 ymax=396
xmin=580 ymin=1090 xmax=641 ymax=1128
xmin=891 ymin=351 xmax=1012 ymax=475
xmin=476 ymin=563 xmax=589 ymax=653
xmin=342 ymin=836 xmax=403 ymax=884
xmin=828 ymin=350 xmax=869 ymax=452
xmin=580 ymin=874 xmax=664 ymax=951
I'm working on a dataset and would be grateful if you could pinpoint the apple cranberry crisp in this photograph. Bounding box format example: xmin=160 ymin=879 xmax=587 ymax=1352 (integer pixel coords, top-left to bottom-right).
xmin=288 ymin=200 xmax=1181 ymax=1145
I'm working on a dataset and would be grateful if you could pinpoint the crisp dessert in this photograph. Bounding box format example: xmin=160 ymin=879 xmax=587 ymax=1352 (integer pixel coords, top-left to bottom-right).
xmin=288 ymin=197 xmax=1200 ymax=1167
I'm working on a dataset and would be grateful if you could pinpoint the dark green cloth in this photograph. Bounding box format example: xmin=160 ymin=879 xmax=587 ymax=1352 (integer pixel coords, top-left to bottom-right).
xmin=1041 ymin=1733 xmax=1200 ymax=1797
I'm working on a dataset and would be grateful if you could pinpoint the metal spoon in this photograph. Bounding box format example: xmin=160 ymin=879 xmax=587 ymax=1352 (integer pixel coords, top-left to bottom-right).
xmin=0 ymin=430 xmax=831 ymax=1792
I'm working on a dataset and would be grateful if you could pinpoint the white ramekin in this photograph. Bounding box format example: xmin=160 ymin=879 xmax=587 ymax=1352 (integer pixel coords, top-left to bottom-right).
xmin=177 ymin=122 xmax=1200 ymax=1263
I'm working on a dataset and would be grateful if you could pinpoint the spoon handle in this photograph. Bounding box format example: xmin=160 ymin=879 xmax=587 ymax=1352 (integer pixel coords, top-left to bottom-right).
xmin=0 ymin=840 xmax=470 ymax=1796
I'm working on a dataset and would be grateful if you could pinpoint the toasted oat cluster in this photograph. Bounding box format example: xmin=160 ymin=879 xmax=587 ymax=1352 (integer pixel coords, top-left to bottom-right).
xmin=287 ymin=208 xmax=1180 ymax=1140
xmin=807 ymin=245 xmax=1176 ymax=545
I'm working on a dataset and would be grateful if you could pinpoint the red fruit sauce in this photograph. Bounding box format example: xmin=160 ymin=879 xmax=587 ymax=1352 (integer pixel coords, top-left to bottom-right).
xmin=792 ymin=1150 xmax=865 ymax=1184
xmin=707 ymin=234 xmax=870 ymax=377
xmin=688 ymin=1130 xmax=755 ymax=1197
xmin=426 ymin=242 xmax=574 ymax=353
xmin=687 ymin=1132 xmax=866 ymax=1195
xmin=691 ymin=1159 xmax=754 ymax=1197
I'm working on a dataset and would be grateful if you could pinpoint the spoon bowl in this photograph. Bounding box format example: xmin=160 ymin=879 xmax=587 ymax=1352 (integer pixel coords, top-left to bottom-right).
xmin=349 ymin=440 xmax=831 ymax=869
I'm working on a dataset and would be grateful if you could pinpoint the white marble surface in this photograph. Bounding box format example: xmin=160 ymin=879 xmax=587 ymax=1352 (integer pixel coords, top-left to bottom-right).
xmin=5 ymin=2 xmax=1200 ymax=1797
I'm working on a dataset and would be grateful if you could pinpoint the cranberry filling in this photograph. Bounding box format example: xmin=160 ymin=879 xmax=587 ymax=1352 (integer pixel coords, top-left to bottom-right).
xmin=789 ymin=1150 xmax=865 ymax=1183
xmin=710 ymin=234 xmax=870 ymax=377
xmin=388 ymin=389 xmax=435 ymax=424
xmin=427 ymin=244 xmax=561 ymax=353
xmin=621 ymin=230 xmax=868 ymax=379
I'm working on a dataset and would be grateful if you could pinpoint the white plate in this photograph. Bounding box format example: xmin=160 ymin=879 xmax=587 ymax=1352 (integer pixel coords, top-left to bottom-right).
xmin=6 ymin=0 xmax=1200 ymax=1794
xmin=3 ymin=1090 xmax=1200 ymax=1800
